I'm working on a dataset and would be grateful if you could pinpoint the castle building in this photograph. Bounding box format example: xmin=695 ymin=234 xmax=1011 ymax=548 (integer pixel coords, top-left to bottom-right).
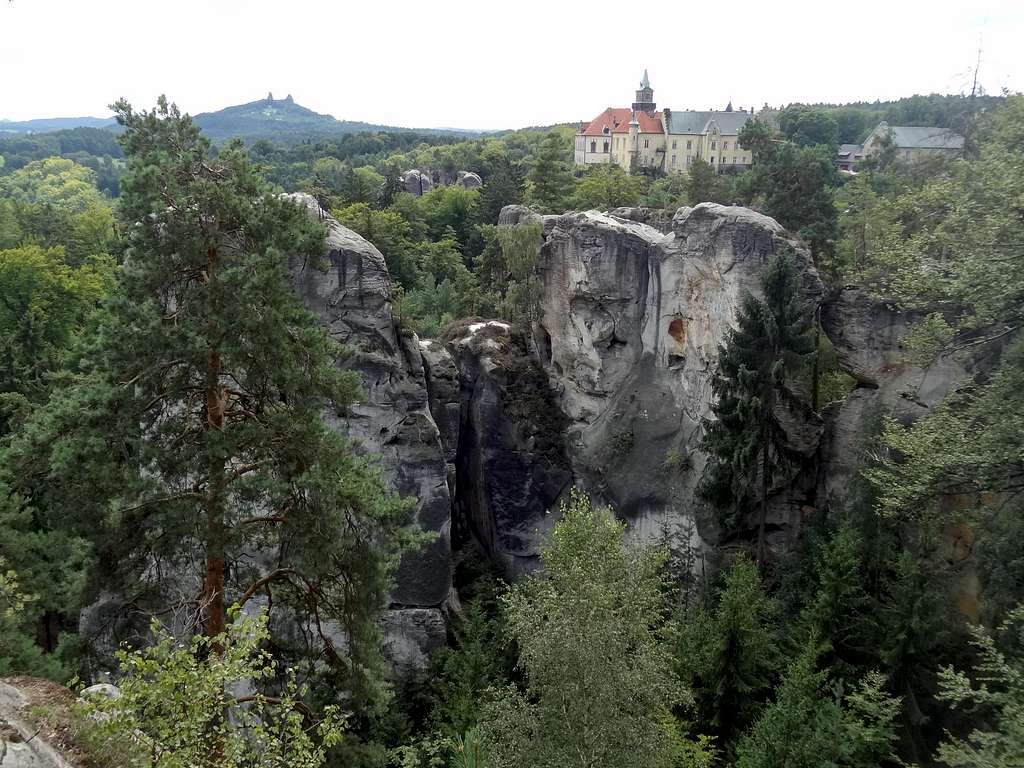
xmin=574 ymin=71 xmax=759 ymax=176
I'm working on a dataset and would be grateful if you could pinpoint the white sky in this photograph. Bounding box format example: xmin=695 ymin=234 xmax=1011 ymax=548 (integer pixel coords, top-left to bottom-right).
xmin=1 ymin=0 xmax=1021 ymax=130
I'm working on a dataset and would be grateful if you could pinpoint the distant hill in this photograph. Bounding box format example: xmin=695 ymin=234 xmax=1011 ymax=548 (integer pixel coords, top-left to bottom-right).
xmin=0 ymin=116 xmax=116 ymax=134
xmin=0 ymin=94 xmax=478 ymax=143
xmin=192 ymin=93 xmax=474 ymax=142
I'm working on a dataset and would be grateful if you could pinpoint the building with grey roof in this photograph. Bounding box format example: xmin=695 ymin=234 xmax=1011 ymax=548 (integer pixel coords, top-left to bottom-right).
xmin=862 ymin=121 xmax=964 ymax=163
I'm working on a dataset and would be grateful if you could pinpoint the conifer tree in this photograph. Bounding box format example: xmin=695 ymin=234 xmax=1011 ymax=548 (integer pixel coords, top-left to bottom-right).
xmin=1 ymin=98 xmax=412 ymax=702
xmin=698 ymin=251 xmax=816 ymax=566
xmin=526 ymin=132 xmax=574 ymax=214
xmin=479 ymin=154 xmax=525 ymax=225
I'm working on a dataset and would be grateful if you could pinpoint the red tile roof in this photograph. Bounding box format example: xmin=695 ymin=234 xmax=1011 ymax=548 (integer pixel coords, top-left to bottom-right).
xmin=580 ymin=107 xmax=663 ymax=136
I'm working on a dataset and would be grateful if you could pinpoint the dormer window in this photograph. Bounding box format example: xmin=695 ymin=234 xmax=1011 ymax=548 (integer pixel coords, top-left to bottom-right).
xmin=602 ymin=126 xmax=610 ymax=135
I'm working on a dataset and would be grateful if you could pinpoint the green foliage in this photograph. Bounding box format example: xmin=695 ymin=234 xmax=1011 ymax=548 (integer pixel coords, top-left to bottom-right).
xmin=80 ymin=610 xmax=345 ymax=767
xmin=934 ymin=604 xmax=1024 ymax=767
xmin=525 ymin=132 xmax=573 ymax=214
xmin=698 ymin=251 xmax=816 ymax=558
xmin=473 ymin=222 xmax=542 ymax=323
xmin=904 ymin=312 xmax=956 ymax=367
xmin=1 ymin=98 xmax=414 ymax=707
xmin=0 ymin=155 xmax=116 ymax=260
xmin=867 ymin=342 xmax=1024 ymax=520
xmin=677 ymin=558 xmax=779 ymax=749
xmin=571 ymin=163 xmax=644 ymax=211
xmin=607 ymin=428 xmax=635 ymax=456
xmin=662 ymin=447 xmax=693 ymax=474
xmin=684 ymin=159 xmax=731 ymax=205
xmin=777 ymin=105 xmax=839 ymax=148
xmin=479 ymin=488 xmax=685 ymax=768
xmin=479 ymin=154 xmax=525 ymax=225
xmin=735 ymin=646 xmax=902 ymax=768
xmin=0 ymin=245 xmax=115 ymax=424
xmin=643 ymin=174 xmax=689 ymax=209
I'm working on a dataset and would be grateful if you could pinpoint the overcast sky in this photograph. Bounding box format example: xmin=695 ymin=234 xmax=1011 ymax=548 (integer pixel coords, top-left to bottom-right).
xmin=1 ymin=0 xmax=1022 ymax=130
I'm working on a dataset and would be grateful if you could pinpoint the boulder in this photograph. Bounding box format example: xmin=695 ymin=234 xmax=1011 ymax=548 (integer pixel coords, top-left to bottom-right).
xmin=608 ymin=206 xmax=676 ymax=233
xmin=401 ymin=170 xmax=432 ymax=197
xmin=457 ymin=171 xmax=483 ymax=189
xmin=497 ymin=204 xmax=543 ymax=228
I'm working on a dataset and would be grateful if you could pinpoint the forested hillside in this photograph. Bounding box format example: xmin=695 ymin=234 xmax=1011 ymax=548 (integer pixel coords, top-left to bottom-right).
xmin=1 ymin=90 xmax=1022 ymax=768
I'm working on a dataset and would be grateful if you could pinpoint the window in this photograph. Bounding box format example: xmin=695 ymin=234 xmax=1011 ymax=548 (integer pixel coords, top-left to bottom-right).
xmin=687 ymin=155 xmax=693 ymax=165
xmin=672 ymin=140 xmax=677 ymax=149
xmin=686 ymin=140 xmax=692 ymax=149
xmin=644 ymin=139 xmax=650 ymax=148
xmin=671 ymin=154 xmax=677 ymax=165
xmin=711 ymin=141 xmax=717 ymax=150
xmin=723 ymin=141 xmax=729 ymax=150
xmin=732 ymin=157 xmax=737 ymax=163
xmin=603 ymin=141 xmax=609 ymax=152
xmin=590 ymin=140 xmax=596 ymax=153
xmin=710 ymin=157 xmax=714 ymax=163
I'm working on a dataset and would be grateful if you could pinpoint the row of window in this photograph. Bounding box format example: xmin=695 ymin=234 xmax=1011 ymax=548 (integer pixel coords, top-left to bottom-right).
xmin=585 ymin=138 xmax=748 ymax=162
xmin=669 ymin=155 xmax=747 ymax=166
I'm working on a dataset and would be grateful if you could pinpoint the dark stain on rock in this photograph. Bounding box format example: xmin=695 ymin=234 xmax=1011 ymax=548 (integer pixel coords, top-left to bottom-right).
xmin=668 ymin=317 xmax=686 ymax=344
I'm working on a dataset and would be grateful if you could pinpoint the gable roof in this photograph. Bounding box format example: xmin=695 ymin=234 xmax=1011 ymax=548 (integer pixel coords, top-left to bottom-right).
xmin=664 ymin=109 xmax=753 ymax=135
xmin=888 ymin=125 xmax=964 ymax=150
xmin=580 ymin=107 xmax=663 ymax=136
xmin=837 ymin=143 xmax=863 ymax=159
xmin=871 ymin=122 xmax=964 ymax=150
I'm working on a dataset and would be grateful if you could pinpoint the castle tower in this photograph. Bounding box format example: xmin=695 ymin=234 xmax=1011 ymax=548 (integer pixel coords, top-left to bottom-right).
xmin=628 ymin=110 xmax=640 ymax=167
xmin=632 ymin=69 xmax=656 ymax=116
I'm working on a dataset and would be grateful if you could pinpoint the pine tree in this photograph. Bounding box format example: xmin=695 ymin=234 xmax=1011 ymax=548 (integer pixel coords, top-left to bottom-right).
xmin=698 ymin=251 xmax=816 ymax=566
xmin=526 ymin=132 xmax=574 ymax=214
xmin=1 ymin=98 xmax=412 ymax=703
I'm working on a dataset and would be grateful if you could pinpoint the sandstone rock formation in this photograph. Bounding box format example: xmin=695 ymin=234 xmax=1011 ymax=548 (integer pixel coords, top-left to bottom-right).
xmin=286 ymin=194 xmax=452 ymax=670
xmin=423 ymin=321 xmax=572 ymax=576
xmin=400 ymin=169 xmax=432 ymax=197
xmin=527 ymin=204 xmax=824 ymax=556
xmin=76 ymin=195 xmax=971 ymax=674
xmin=457 ymin=171 xmax=483 ymax=189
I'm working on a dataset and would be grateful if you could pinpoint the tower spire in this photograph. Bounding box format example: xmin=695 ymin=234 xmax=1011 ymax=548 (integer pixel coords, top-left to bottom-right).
xmin=632 ymin=70 xmax=656 ymax=116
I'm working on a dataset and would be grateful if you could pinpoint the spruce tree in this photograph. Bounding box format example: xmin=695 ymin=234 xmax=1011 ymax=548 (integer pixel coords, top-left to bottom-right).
xmin=526 ymin=132 xmax=574 ymax=214
xmin=698 ymin=251 xmax=816 ymax=566
xmin=1 ymin=98 xmax=411 ymax=701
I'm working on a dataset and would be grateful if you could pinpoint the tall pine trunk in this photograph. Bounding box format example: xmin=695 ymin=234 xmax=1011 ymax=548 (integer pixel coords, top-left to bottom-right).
xmin=202 ymin=245 xmax=226 ymax=641
xmin=757 ymin=434 xmax=768 ymax=570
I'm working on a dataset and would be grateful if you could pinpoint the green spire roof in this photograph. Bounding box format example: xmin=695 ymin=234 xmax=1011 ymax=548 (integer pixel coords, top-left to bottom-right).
xmin=641 ymin=69 xmax=650 ymax=89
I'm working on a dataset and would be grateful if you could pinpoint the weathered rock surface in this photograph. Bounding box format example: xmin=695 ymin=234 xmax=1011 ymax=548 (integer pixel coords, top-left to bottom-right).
xmin=496 ymin=204 xmax=544 ymax=228
xmin=400 ymin=169 xmax=432 ymax=196
xmin=608 ymin=206 xmax=676 ymax=233
xmin=457 ymin=171 xmax=483 ymax=189
xmin=529 ymin=204 xmax=824 ymax=552
xmin=818 ymin=286 xmax=970 ymax=507
xmin=424 ymin=320 xmax=572 ymax=575
xmin=286 ymin=194 xmax=452 ymax=665
xmin=0 ymin=680 xmax=75 ymax=768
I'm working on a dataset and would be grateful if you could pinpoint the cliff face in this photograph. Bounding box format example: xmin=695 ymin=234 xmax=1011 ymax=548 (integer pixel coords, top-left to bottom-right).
xmin=286 ymin=194 xmax=452 ymax=673
xmin=531 ymin=205 xmax=825 ymax=555
xmin=281 ymin=199 xmax=971 ymax=664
